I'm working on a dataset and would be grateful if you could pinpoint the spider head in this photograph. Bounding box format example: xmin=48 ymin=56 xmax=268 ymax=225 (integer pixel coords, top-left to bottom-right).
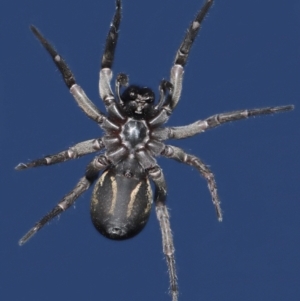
xmin=120 ymin=85 xmax=155 ymax=119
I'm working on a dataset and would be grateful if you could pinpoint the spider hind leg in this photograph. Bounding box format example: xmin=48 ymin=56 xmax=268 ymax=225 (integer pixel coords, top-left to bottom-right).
xmin=19 ymin=156 xmax=109 ymax=245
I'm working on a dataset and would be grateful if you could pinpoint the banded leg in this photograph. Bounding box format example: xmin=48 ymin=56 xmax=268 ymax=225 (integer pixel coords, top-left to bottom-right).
xmin=167 ymin=0 xmax=214 ymax=112
xmin=15 ymin=138 xmax=105 ymax=170
xmin=99 ymin=0 xmax=122 ymax=105
xmin=19 ymin=155 xmax=109 ymax=245
xmin=156 ymin=105 xmax=294 ymax=140
xmin=30 ymin=26 xmax=104 ymax=123
xmin=148 ymin=166 xmax=178 ymax=301
xmin=162 ymin=145 xmax=222 ymax=221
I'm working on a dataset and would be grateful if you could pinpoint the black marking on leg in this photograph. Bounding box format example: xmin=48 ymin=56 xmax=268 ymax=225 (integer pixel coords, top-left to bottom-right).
xmin=30 ymin=25 xmax=76 ymax=88
xmin=101 ymin=0 xmax=122 ymax=69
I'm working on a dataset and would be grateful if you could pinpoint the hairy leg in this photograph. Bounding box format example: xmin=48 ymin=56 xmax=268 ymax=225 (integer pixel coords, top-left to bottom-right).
xmin=15 ymin=138 xmax=104 ymax=170
xmin=162 ymin=145 xmax=222 ymax=221
xmin=148 ymin=165 xmax=178 ymax=301
xmin=30 ymin=26 xmax=105 ymax=123
xmin=19 ymin=155 xmax=109 ymax=245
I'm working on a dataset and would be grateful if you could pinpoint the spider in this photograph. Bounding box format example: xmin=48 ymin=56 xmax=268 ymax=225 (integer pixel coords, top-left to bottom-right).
xmin=16 ymin=0 xmax=294 ymax=300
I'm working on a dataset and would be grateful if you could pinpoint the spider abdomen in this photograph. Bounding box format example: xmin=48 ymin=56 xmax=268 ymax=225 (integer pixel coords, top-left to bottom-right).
xmin=90 ymin=161 xmax=153 ymax=240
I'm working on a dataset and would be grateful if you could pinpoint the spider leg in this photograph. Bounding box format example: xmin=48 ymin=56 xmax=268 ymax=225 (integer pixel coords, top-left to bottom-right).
xmin=148 ymin=166 xmax=178 ymax=301
xmin=30 ymin=26 xmax=105 ymax=124
xmin=162 ymin=145 xmax=222 ymax=221
xmin=160 ymin=104 xmax=294 ymax=140
xmin=101 ymin=0 xmax=121 ymax=71
xmin=167 ymin=0 xmax=214 ymax=112
xmin=15 ymin=138 xmax=105 ymax=170
xmin=98 ymin=1 xmax=126 ymax=121
xmin=19 ymin=155 xmax=109 ymax=245
xmin=99 ymin=1 xmax=123 ymax=107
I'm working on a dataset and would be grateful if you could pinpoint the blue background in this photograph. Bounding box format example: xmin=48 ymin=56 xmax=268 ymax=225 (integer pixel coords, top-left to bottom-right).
xmin=1 ymin=0 xmax=299 ymax=300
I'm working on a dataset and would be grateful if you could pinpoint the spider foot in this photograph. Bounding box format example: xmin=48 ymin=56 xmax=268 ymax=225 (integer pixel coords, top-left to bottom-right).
xmin=15 ymin=163 xmax=28 ymax=170
xmin=19 ymin=226 xmax=39 ymax=246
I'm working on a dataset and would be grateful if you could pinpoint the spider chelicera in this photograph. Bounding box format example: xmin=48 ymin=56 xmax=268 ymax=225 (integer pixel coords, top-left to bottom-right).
xmin=16 ymin=0 xmax=294 ymax=300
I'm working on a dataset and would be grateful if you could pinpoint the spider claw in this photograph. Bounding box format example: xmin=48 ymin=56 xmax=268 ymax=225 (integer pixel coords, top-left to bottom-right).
xmin=18 ymin=226 xmax=38 ymax=246
xmin=15 ymin=163 xmax=28 ymax=170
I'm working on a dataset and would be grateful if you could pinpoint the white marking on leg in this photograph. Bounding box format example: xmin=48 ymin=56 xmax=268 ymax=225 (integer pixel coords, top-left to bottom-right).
xmin=54 ymin=55 xmax=61 ymax=62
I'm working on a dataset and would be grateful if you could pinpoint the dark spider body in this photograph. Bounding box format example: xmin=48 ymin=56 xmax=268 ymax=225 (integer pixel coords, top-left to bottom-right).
xmin=16 ymin=1 xmax=293 ymax=300
xmin=91 ymin=87 xmax=163 ymax=240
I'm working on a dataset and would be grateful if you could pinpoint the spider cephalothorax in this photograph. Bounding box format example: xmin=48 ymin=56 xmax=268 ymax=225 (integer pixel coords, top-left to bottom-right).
xmin=16 ymin=1 xmax=293 ymax=300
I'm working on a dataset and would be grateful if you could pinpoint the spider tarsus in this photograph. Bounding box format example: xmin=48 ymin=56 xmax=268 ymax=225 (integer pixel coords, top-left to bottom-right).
xmin=101 ymin=0 xmax=122 ymax=69
xmin=19 ymin=227 xmax=38 ymax=246
xmin=30 ymin=24 xmax=76 ymax=89
xmin=29 ymin=24 xmax=39 ymax=37
xmin=196 ymin=0 xmax=214 ymax=25
xmin=174 ymin=0 xmax=214 ymax=67
xmin=245 ymin=105 xmax=294 ymax=118
xmin=275 ymin=105 xmax=294 ymax=112
xmin=216 ymin=208 xmax=223 ymax=222
xmin=15 ymin=163 xmax=28 ymax=170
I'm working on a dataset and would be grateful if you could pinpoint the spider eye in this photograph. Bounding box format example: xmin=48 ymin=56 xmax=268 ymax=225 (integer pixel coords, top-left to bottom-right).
xmin=129 ymin=90 xmax=137 ymax=99
xmin=141 ymin=88 xmax=155 ymax=103
xmin=144 ymin=93 xmax=154 ymax=103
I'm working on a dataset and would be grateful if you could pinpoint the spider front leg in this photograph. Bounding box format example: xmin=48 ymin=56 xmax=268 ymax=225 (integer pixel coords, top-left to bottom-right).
xmin=30 ymin=26 xmax=105 ymax=124
xmin=98 ymin=0 xmax=127 ymax=121
xmin=162 ymin=145 xmax=222 ymax=221
xmin=99 ymin=0 xmax=122 ymax=105
xmin=166 ymin=0 xmax=214 ymax=112
xmin=15 ymin=138 xmax=105 ymax=170
xmin=19 ymin=155 xmax=109 ymax=245
xmin=148 ymin=166 xmax=178 ymax=301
